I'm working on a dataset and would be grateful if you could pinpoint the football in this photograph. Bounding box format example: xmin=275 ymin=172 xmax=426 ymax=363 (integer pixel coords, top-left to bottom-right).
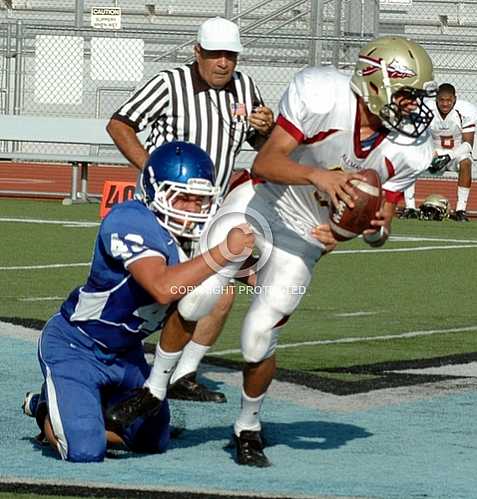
xmin=328 ymin=169 xmax=382 ymax=241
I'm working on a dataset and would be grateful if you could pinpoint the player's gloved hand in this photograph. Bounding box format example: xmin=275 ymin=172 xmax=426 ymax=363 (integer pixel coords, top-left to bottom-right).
xmin=428 ymin=154 xmax=451 ymax=174
xmin=221 ymin=223 xmax=255 ymax=262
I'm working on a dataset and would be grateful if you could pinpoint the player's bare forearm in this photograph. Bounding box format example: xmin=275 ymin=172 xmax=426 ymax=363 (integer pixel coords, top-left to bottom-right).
xmin=253 ymin=145 xmax=316 ymax=185
xmin=382 ymin=201 xmax=395 ymax=230
xmin=252 ymin=125 xmax=316 ymax=184
xmin=129 ymin=250 xmax=226 ymax=305
xmin=129 ymin=225 xmax=255 ymax=304
xmin=106 ymin=118 xmax=149 ymax=170
xmin=463 ymin=131 xmax=474 ymax=148
xmin=252 ymin=126 xmax=362 ymax=208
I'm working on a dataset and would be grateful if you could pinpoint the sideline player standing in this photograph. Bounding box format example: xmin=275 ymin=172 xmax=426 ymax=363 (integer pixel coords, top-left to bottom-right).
xmin=403 ymin=83 xmax=476 ymax=221
xmin=106 ymin=36 xmax=437 ymax=467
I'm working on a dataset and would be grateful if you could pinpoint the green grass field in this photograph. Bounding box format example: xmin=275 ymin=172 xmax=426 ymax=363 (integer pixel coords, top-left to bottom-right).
xmin=2 ymin=197 xmax=477 ymax=379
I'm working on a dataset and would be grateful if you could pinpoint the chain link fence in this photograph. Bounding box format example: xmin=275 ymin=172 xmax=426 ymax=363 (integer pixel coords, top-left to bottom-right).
xmin=0 ymin=0 xmax=477 ymax=168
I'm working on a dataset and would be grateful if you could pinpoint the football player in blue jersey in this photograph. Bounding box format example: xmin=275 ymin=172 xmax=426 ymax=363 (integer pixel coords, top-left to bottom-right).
xmin=23 ymin=141 xmax=255 ymax=462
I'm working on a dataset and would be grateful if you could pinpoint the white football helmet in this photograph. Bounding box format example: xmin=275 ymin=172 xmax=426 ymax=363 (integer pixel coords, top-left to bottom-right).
xmin=419 ymin=194 xmax=450 ymax=221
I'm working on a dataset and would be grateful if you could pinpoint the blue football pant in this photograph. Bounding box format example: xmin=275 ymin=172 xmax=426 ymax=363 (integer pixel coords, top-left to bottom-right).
xmin=38 ymin=314 xmax=170 ymax=462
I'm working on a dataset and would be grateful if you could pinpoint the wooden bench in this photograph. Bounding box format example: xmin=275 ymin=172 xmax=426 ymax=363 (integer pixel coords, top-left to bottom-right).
xmin=0 ymin=115 xmax=143 ymax=204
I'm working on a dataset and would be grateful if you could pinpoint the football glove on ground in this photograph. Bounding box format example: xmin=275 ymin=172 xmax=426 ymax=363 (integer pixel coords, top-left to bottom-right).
xmin=428 ymin=154 xmax=451 ymax=174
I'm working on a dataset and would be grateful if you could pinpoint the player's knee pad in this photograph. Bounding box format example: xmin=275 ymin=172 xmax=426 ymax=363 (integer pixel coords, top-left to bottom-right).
xmin=240 ymin=317 xmax=284 ymax=363
xmin=213 ymin=285 xmax=236 ymax=316
xmin=178 ymin=275 xmax=233 ymax=322
xmin=178 ymin=287 xmax=218 ymax=321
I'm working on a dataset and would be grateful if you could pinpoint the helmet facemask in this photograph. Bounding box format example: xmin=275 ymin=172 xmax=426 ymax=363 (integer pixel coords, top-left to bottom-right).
xmin=141 ymin=164 xmax=220 ymax=240
xmin=379 ymin=85 xmax=436 ymax=137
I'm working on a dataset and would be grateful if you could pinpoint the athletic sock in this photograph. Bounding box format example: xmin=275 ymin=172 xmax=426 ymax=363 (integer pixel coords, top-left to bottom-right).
xmin=404 ymin=185 xmax=416 ymax=209
xmin=144 ymin=344 xmax=182 ymax=399
xmin=234 ymin=388 xmax=266 ymax=437
xmin=456 ymin=186 xmax=470 ymax=212
xmin=169 ymin=341 xmax=210 ymax=384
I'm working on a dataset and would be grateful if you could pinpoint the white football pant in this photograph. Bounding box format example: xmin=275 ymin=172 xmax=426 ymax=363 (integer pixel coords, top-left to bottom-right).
xmin=178 ymin=180 xmax=324 ymax=362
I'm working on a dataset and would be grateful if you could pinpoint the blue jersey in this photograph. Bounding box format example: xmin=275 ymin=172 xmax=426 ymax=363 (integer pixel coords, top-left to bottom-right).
xmin=60 ymin=200 xmax=180 ymax=351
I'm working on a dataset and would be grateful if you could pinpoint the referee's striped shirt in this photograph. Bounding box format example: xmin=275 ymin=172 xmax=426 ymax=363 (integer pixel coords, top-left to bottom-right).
xmin=111 ymin=62 xmax=265 ymax=195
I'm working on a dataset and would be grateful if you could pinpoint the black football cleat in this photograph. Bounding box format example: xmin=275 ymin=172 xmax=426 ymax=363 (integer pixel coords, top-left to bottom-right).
xmin=22 ymin=392 xmax=40 ymax=417
xmin=167 ymin=372 xmax=226 ymax=403
xmin=22 ymin=389 xmax=48 ymax=438
xmin=233 ymin=430 xmax=271 ymax=468
xmin=451 ymin=210 xmax=470 ymax=222
xmin=105 ymin=387 xmax=162 ymax=435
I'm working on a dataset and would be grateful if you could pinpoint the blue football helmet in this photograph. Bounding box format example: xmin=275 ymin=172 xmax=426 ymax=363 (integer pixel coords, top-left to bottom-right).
xmin=140 ymin=142 xmax=220 ymax=239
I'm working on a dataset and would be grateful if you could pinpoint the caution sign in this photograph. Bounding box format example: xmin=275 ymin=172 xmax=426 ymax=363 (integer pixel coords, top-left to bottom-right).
xmin=91 ymin=7 xmax=121 ymax=30
xmin=99 ymin=180 xmax=136 ymax=219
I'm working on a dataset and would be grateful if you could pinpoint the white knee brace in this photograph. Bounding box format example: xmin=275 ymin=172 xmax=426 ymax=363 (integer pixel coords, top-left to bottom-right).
xmin=240 ymin=301 xmax=288 ymax=363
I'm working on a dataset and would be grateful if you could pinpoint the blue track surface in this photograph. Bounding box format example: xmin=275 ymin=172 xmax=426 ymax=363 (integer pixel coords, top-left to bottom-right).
xmin=2 ymin=333 xmax=477 ymax=498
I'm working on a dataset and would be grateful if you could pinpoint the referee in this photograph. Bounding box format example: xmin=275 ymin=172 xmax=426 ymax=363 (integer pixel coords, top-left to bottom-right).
xmin=107 ymin=16 xmax=275 ymax=403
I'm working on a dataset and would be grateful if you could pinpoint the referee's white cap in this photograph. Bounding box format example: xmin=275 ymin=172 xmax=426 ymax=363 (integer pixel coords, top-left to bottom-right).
xmin=197 ymin=17 xmax=243 ymax=53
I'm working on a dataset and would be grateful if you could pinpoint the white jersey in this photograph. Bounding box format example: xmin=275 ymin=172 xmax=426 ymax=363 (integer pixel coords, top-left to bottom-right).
xmin=428 ymin=99 xmax=475 ymax=151
xmin=256 ymin=66 xmax=434 ymax=233
xmin=456 ymin=99 xmax=477 ymax=159
xmin=456 ymin=99 xmax=477 ymax=125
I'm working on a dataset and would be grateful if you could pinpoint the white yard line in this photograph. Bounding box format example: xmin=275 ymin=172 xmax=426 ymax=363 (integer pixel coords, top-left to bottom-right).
xmin=209 ymin=325 xmax=477 ymax=356
xmin=333 ymin=244 xmax=477 ymax=254
xmin=0 ymin=217 xmax=99 ymax=227
xmin=19 ymin=296 xmax=64 ymax=302
xmin=391 ymin=235 xmax=477 ymax=243
xmin=334 ymin=311 xmax=379 ymax=317
xmin=0 ymin=263 xmax=89 ymax=270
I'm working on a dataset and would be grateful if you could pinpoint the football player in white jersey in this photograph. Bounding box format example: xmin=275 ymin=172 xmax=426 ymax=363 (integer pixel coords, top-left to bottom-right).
xmin=403 ymin=83 xmax=476 ymax=221
xmin=107 ymin=36 xmax=437 ymax=467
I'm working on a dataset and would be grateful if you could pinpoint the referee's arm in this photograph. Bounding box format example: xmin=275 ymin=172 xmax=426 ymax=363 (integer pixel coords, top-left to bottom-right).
xmin=106 ymin=117 xmax=149 ymax=171
xmin=106 ymin=73 xmax=169 ymax=170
